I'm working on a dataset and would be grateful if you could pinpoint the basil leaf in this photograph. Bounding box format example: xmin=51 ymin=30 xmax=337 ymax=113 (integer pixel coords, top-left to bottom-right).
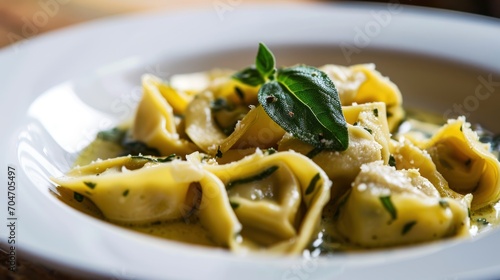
xmin=232 ymin=67 xmax=265 ymax=86
xmin=258 ymin=66 xmax=348 ymax=150
xmin=256 ymin=42 xmax=275 ymax=79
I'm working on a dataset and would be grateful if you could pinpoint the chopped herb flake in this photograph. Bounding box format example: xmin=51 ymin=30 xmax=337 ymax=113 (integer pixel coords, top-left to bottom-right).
xmin=156 ymin=154 xmax=179 ymax=162
xmin=305 ymin=173 xmax=321 ymax=195
xmin=234 ymin=86 xmax=245 ymax=101
xmin=380 ymin=196 xmax=397 ymax=221
xmin=131 ymin=154 xmax=178 ymax=163
xmin=476 ymin=218 xmax=489 ymax=225
xmin=97 ymin=127 xmax=126 ymax=143
xmin=123 ymin=189 xmax=130 ymax=197
xmin=120 ymin=141 xmax=161 ymax=157
xmin=84 ymin=181 xmax=96 ymax=189
xmin=230 ymin=201 xmax=240 ymax=209
xmin=363 ymin=127 xmax=373 ymax=134
xmin=306 ymin=147 xmax=323 ymax=159
xmin=333 ymin=191 xmax=350 ymax=221
xmin=388 ymin=155 xmax=396 ymax=167
xmin=226 ymin=165 xmax=279 ymax=190
xmin=402 ymin=221 xmax=417 ymax=235
xmin=265 ymin=148 xmax=277 ymax=155
xmin=74 ymin=192 xmax=84 ymax=202
xmin=439 ymin=200 xmax=449 ymax=209
xmin=373 ymin=108 xmax=379 ymax=117
xmin=210 ymin=98 xmax=231 ymax=112
xmin=216 ymin=146 xmax=223 ymax=158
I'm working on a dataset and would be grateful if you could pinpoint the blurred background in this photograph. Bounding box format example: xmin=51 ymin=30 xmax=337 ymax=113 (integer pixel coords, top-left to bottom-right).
xmin=1 ymin=0 xmax=499 ymax=49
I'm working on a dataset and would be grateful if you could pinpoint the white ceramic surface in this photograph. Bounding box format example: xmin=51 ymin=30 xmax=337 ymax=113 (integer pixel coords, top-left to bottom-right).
xmin=1 ymin=2 xmax=500 ymax=279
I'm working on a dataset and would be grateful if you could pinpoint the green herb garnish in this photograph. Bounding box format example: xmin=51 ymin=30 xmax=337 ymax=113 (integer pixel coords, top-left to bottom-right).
xmin=216 ymin=146 xmax=223 ymax=158
xmin=439 ymin=200 xmax=449 ymax=209
xmin=123 ymin=189 xmax=130 ymax=197
xmin=306 ymin=147 xmax=323 ymax=159
xmin=97 ymin=127 xmax=126 ymax=143
xmin=210 ymin=97 xmax=232 ymax=112
xmin=230 ymin=201 xmax=240 ymax=209
xmin=84 ymin=181 xmax=96 ymax=189
xmin=264 ymin=148 xmax=277 ymax=155
xmin=74 ymin=192 xmax=84 ymax=202
xmin=373 ymin=108 xmax=379 ymax=117
xmin=402 ymin=221 xmax=417 ymax=235
xmin=234 ymin=86 xmax=245 ymax=101
xmin=333 ymin=192 xmax=350 ymax=221
xmin=226 ymin=165 xmax=279 ymax=190
xmin=388 ymin=155 xmax=396 ymax=167
xmin=120 ymin=141 xmax=161 ymax=157
xmin=131 ymin=154 xmax=178 ymax=163
xmin=233 ymin=43 xmax=348 ymax=151
xmin=476 ymin=218 xmax=489 ymax=225
xmin=380 ymin=195 xmax=397 ymax=221
xmin=305 ymin=173 xmax=321 ymax=195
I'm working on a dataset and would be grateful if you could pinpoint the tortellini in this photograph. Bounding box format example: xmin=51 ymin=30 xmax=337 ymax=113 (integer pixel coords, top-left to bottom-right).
xmin=320 ymin=63 xmax=404 ymax=132
xmin=334 ymin=161 xmax=471 ymax=247
xmin=194 ymin=150 xmax=331 ymax=253
xmin=51 ymin=155 xmax=242 ymax=248
xmin=423 ymin=117 xmax=500 ymax=209
xmin=131 ymin=75 xmax=198 ymax=156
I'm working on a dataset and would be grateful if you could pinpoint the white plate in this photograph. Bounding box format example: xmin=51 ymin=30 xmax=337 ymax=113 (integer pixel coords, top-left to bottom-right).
xmin=1 ymin=2 xmax=500 ymax=279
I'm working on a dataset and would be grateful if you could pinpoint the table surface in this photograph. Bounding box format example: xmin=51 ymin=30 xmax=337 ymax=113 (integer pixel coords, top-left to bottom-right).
xmin=0 ymin=0 xmax=499 ymax=279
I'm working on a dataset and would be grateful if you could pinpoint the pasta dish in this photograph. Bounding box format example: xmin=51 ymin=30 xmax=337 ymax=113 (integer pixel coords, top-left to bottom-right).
xmin=51 ymin=44 xmax=500 ymax=255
